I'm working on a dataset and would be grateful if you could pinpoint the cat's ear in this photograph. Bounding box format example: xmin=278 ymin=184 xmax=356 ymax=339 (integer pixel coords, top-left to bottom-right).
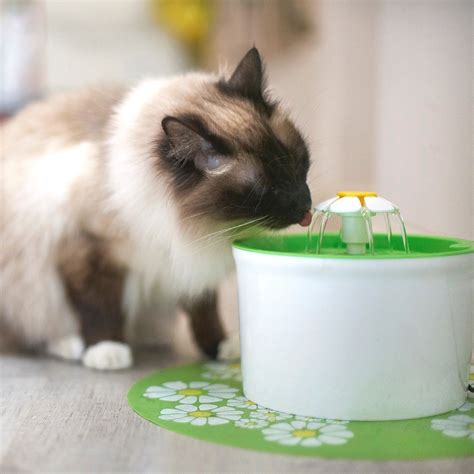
xmin=227 ymin=47 xmax=265 ymax=101
xmin=162 ymin=116 xmax=228 ymax=172
xmin=162 ymin=116 xmax=207 ymax=156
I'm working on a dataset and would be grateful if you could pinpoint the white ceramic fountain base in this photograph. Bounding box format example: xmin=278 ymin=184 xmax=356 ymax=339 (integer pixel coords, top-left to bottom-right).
xmin=233 ymin=249 xmax=473 ymax=421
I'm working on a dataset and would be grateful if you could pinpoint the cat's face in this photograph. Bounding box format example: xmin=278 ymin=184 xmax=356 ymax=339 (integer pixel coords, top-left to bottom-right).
xmin=159 ymin=48 xmax=312 ymax=230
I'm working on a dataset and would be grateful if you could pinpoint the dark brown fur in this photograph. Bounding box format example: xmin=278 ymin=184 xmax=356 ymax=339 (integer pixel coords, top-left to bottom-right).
xmin=58 ymin=234 xmax=126 ymax=346
xmin=181 ymin=291 xmax=225 ymax=359
xmin=58 ymin=234 xmax=225 ymax=357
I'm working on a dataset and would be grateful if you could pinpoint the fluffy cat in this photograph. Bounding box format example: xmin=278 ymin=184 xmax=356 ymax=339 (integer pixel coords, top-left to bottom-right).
xmin=0 ymin=48 xmax=312 ymax=369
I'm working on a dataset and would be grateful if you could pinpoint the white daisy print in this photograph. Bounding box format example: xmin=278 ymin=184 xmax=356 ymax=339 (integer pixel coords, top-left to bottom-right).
xmin=235 ymin=418 xmax=269 ymax=429
xmin=431 ymin=415 xmax=474 ymax=440
xmin=250 ymin=408 xmax=293 ymax=423
xmin=227 ymin=396 xmax=258 ymax=410
xmin=144 ymin=381 xmax=238 ymax=404
xmin=458 ymin=401 xmax=474 ymax=412
xmin=294 ymin=415 xmax=324 ymax=423
xmin=201 ymin=362 xmax=242 ymax=382
xmin=159 ymin=404 xmax=243 ymax=426
xmin=263 ymin=420 xmax=354 ymax=447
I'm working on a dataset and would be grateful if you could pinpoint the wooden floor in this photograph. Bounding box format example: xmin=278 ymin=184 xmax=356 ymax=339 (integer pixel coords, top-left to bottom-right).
xmin=1 ymin=344 xmax=472 ymax=474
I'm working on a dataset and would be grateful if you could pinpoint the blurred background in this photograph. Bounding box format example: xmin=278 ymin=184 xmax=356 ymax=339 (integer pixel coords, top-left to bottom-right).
xmin=1 ymin=0 xmax=472 ymax=348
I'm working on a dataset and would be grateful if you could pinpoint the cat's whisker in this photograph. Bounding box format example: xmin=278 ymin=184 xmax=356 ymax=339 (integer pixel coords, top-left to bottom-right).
xmin=182 ymin=210 xmax=211 ymax=221
xmin=232 ymin=225 xmax=268 ymax=242
xmin=187 ymin=216 xmax=267 ymax=247
xmin=190 ymin=216 xmax=272 ymax=255
xmin=228 ymin=223 xmax=273 ymax=247
xmin=190 ymin=216 xmax=271 ymax=252
xmin=232 ymin=216 xmax=271 ymax=237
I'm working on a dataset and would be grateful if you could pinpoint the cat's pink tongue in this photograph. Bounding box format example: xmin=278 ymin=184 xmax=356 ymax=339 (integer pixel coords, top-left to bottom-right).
xmin=298 ymin=211 xmax=313 ymax=227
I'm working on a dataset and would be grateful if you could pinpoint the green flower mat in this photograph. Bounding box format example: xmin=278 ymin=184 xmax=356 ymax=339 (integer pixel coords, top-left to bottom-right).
xmin=128 ymin=362 xmax=474 ymax=460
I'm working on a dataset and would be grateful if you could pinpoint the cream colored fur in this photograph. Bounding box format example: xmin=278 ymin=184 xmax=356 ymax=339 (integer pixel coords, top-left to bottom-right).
xmin=0 ymin=75 xmax=239 ymax=367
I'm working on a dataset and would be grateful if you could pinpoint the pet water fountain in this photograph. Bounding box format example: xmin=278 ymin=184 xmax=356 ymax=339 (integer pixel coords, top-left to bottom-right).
xmin=308 ymin=191 xmax=409 ymax=255
xmin=232 ymin=191 xmax=473 ymax=421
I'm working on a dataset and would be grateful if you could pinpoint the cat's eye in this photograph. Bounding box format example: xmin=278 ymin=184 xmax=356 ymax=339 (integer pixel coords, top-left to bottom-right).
xmin=194 ymin=152 xmax=228 ymax=173
xmin=206 ymin=154 xmax=224 ymax=171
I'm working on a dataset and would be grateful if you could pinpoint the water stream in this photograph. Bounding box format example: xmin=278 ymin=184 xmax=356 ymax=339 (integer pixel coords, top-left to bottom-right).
xmin=307 ymin=208 xmax=410 ymax=255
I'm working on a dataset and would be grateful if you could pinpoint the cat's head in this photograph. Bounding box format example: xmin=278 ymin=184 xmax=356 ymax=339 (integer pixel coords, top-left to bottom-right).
xmin=158 ymin=48 xmax=312 ymax=231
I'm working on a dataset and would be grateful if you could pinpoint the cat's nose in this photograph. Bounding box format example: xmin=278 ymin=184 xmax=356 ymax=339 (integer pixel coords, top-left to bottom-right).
xmin=273 ymin=183 xmax=311 ymax=224
xmin=268 ymin=183 xmax=312 ymax=227
xmin=296 ymin=184 xmax=312 ymax=210
xmin=290 ymin=184 xmax=312 ymax=217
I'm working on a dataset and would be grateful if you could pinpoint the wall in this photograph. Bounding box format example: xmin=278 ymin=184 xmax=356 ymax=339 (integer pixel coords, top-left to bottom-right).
xmin=44 ymin=0 xmax=186 ymax=92
xmin=268 ymin=0 xmax=472 ymax=238
xmin=374 ymin=1 xmax=472 ymax=239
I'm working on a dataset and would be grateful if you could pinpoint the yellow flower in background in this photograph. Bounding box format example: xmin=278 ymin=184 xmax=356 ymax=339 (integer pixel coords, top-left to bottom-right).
xmin=151 ymin=0 xmax=215 ymax=62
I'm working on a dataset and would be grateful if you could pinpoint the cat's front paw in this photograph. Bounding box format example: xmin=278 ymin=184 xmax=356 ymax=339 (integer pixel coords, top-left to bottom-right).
xmin=82 ymin=341 xmax=133 ymax=370
xmin=46 ymin=335 xmax=85 ymax=361
xmin=217 ymin=333 xmax=240 ymax=361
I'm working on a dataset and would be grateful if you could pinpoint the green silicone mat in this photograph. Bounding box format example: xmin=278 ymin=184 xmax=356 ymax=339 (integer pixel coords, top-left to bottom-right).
xmin=128 ymin=361 xmax=474 ymax=459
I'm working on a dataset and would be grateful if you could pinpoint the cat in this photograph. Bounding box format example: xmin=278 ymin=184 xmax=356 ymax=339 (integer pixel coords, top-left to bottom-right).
xmin=0 ymin=48 xmax=312 ymax=370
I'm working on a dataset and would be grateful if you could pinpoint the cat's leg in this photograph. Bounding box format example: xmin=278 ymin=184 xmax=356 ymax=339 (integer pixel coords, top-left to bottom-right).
xmin=124 ymin=275 xmax=177 ymax=347
xmin=1 ymin=252 xmax=85 ymax=360
xmin=59 ymin=238 xmax=132 ymax=370
xmin=82 ymin=341 xmax=132 ymax=370
xmin=46 ymin=335 xmax=85 ymax=361
xmin=217 ymin=332 xmax=241 ymax=361
xmin=181 ymin=290 xmax=225 ymax=359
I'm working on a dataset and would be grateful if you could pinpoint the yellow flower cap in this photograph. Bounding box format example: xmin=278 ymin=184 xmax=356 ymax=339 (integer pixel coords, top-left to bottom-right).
xmin=337 ymin=191 xmax=378 ymax=206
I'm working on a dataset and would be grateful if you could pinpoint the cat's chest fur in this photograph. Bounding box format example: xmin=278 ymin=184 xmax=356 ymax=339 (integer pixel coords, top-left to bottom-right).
xmin=124 ymin=233 xmax=235 ymax=301
xmin=103 ymin=77 xmax=237 ymax=303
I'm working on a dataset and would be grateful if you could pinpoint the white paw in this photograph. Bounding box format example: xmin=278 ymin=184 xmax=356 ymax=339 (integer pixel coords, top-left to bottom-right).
xmin=217 ymin=333 xmax=240 ymax=361
xmin=82 ymin=341 xmax=133 ymax=370
xmin=47 ymin=335 xmax=85 ymax=361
